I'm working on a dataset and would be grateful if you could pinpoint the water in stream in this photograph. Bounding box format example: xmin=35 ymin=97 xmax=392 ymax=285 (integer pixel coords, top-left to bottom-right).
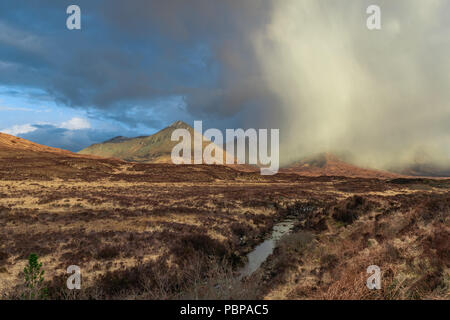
xmin=238 ymin=218 xmax=295 ymax=279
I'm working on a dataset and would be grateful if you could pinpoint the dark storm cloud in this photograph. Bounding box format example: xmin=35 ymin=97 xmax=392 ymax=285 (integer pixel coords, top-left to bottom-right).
xmin=0 ymin=0 xmax=275 ymax=129
xmin=98 ymin=0 xmax=277 ymax=126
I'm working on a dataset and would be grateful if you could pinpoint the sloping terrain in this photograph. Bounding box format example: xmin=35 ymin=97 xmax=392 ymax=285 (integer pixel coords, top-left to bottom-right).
xmin=0 ymin=132 xmax=77 ymax=156
xmin=79 ymin=121 xmax=257 ymax=172
xmin=78 ymin=121 xmax=190 ymax=162
xmin=79 ymin=123 xmax=450 ymax=178
xmin=0 ymin=132 xmax=123 ymax=181
xmin=389 ymin=149 xmax=450 ymax=177
xmin=281 ymin=153 xmax=401 ymax=179
xmin=79 ymin=121 xmax=232 ymax=164
xmin=395 ymin=162 xmax=450 ymax=178
xmin=0 ymin=135 xmax=448 ymax=300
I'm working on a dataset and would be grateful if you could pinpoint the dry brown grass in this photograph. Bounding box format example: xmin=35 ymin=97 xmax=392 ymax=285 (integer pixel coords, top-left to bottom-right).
xmin=262 ymin=193 xmax=449 ymax=300
xmin=0 ymin=144 xmax=449 ymax=299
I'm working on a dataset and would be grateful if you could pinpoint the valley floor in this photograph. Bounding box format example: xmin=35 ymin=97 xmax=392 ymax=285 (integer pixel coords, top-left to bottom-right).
xmin=0 ymin=152 xmax=448 ymax=299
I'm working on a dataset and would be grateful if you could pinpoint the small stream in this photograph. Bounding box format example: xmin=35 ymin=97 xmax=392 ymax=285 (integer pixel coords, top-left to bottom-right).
xmin=238 ymin=218 xmax=295 ymax=279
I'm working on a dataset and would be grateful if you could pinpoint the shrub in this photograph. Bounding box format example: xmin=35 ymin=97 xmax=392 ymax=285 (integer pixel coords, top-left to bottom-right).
xmin=0 ymin=250 xmax=8 ymax=265
xmin=22 ymin=253 xmax=48 ymax=300
xmin=230 ymin=222 xmax=250 ymax=237
xmin=331 ymin=196 xmax=372 ymax=224
xmin=278 ymin=231 xmax=314 ymax=252
xmin=320 ymin=253 xmax=339 ymax=269
xmin=96 ymin=245 xmax=121 ymax=260
xmin=171 ymin=234 xmax=229 ymax=265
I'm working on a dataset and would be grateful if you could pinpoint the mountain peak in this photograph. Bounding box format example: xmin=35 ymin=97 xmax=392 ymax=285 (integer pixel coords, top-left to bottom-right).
xmin=79 ymin=120 xmax=195 ymax=162
xmin=169 ymin=120 xmax=191 ymax=129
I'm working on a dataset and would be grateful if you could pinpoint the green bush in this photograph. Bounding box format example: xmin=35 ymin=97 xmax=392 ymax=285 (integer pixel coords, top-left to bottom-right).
xmin=22 ymin=253 xmax=48 ymax=300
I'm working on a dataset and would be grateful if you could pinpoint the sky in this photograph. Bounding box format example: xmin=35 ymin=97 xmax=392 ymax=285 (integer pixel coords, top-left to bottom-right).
xmin=0 ymin=0 xmax=449 ymax=169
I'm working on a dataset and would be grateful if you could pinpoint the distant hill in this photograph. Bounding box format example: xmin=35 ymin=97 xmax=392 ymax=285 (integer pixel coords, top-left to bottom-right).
xmin=2 ymin=129 xmax=449 ymax=178
xmin=0 ymin=132 xmax=78 ymax=156
xmin=391 ymin=159 xmax=450 ymax=178
xmin=78 ymin=121 xmax=254 ymax=171
xmin=0 ymin=131 xmax=124 ymax=181
xmin=398 ymin=164 xmax=450 ymax=177
xmin=0 ymin=132 xmax=117 ymax=163
xmin=280 ymin=152 xmax=400 ymax=179
xmin=0 ymin=131 xmax=261 ymax=181
xmin=387 ymin=148 xmax=450 ymax=177
xmin=79 ymin=121 xmax=194 ymax=163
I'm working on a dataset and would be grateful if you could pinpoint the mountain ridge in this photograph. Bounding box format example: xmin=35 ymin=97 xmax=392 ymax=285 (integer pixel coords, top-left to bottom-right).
xmin=78 ymin=121 xmax=241 ymax=165
xmin=2 ymin=130 xmax=449 ymax=178
xmin=280 ymin=152 xmax=402 ymax=179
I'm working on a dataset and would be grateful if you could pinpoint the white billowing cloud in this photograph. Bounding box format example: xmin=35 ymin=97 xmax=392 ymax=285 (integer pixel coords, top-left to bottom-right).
xmin=1 ymin=123 xmax=37 ymax=136
xmin=2 ymin=117 xmax=90 ymax=137
xmin=60 ymin=117 xmax=91 ymax=130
